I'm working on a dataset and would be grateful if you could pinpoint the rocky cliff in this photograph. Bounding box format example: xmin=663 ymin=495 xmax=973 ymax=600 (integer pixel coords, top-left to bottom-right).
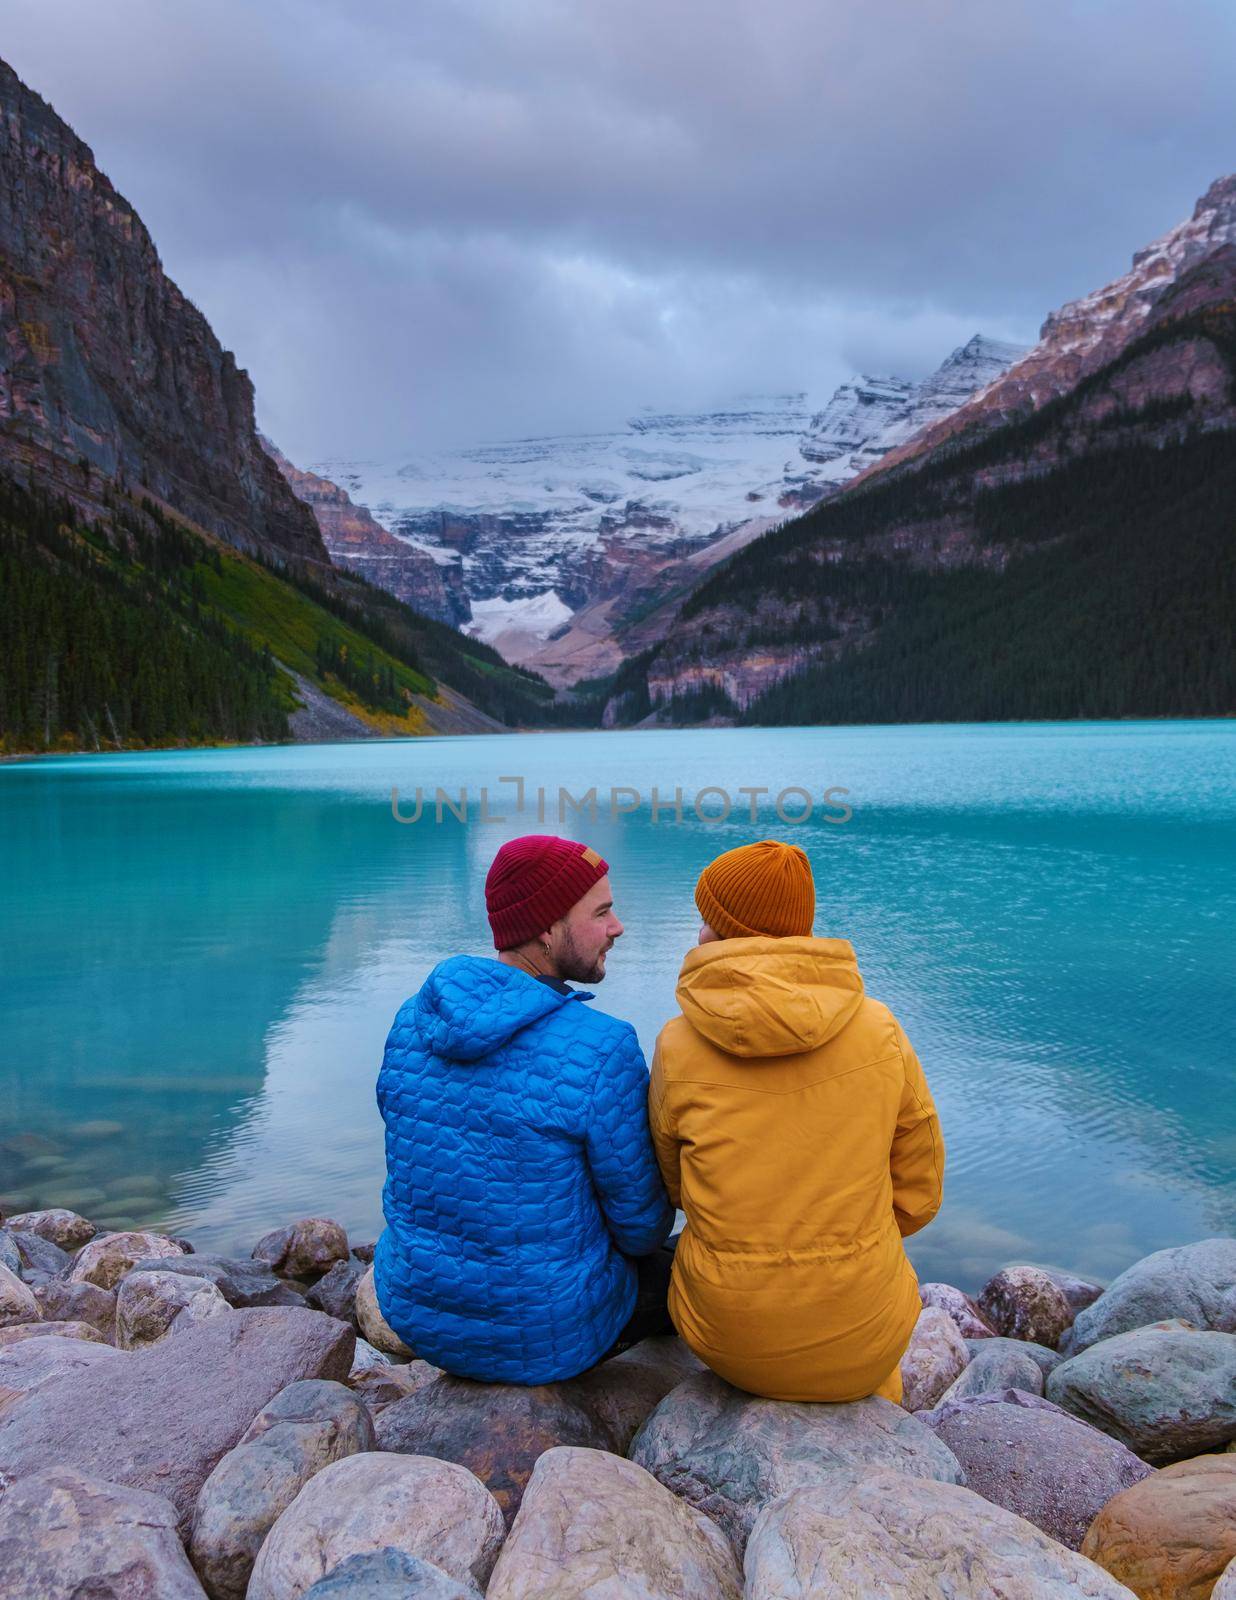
xmin=0 ymin=59 xmax=325 ymax=564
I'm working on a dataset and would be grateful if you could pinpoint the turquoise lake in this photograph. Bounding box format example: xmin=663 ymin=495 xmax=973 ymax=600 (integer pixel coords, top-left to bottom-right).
xmin=2 ymin=720 xmax=1233 ymax=1291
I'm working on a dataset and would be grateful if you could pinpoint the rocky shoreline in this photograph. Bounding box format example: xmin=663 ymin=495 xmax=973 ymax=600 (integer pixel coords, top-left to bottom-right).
xmin=0 ymin=1210 xmax=1233 ymax=1598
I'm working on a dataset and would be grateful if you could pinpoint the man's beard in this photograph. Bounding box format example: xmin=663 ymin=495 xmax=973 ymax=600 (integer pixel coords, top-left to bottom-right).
xmin=558 ymin=925 xmax=609 ymax=984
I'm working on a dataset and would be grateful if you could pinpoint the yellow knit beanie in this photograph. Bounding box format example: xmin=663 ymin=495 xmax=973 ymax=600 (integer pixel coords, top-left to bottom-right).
xmin=694 ymin=839 xmax=815 ymax=940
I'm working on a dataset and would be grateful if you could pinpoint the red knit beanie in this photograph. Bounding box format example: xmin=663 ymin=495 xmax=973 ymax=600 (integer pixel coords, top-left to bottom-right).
xmin=486 ymin=835 xmax=610 ymax=951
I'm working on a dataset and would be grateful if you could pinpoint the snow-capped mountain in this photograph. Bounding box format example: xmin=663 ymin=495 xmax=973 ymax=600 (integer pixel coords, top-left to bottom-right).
xmin=303 ymin=334 xmax=1023 ymax=677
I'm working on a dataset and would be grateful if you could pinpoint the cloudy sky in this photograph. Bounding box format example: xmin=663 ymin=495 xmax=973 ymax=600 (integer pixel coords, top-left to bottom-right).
xmin=6 ymin=0 xmax=1235 ymax=461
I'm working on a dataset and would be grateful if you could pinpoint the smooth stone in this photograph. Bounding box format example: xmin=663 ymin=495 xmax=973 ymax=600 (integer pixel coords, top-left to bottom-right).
xmin=190 ymin=1379 xmax=375 ymax=1600
xmin=965 ymin=1335 xmax=1062 ymax=1374
xmin=900 ymin=1306 xmax=971 ymax=1411
xmin=0 ymin=1233 xmax=20 ymax=1277
xmin=1047 ymin=1326 xmax=1236 ymax=1463
xmin=943 ymin=1340 xmax=1048 ymax=1400
xmin=11 ymin=1229 xmax=70 ymax=1276
xmin=1014 ymin=1262 xmax=1107 ymax=1315
xmin=0 ymin=1466 xmax=207 ymax=1598
xmin=11 ymin=1206 xmax=92 ymax=1242
xmin=46 ymin=1186 xmax=108 ymax=1211
xmin=115 ymin=1269 xmax=233 ymax=1350
xmin=350 ymin=1358 xmax=442 ymax=1414
xmin=628 ymin=1368 xmax=962 ymax=1555
xmin=0 ymin=1318 xmax=107 ymax=1346
xmin=1064 ymin=1238 xmax=1236 ymax=1355
xmin=920 ymin=1281 xmax=996 ymax=1339
xmin=102 ymin=1196 xmax=163 ymax=1220
xmin=919 ymin=1389 xmax=1154 ymax=1550
xmin=106 ymin=1172 xmax=164 ymax=1196
xmin=68 ymin=1229 xmax=188 ymax=1290
xmin=0 ymin=1335 xmax=126 ymax=1418
xmin=307 ymin=1257 xmax=366 ymax=1326
xmin=355 ymin=1266 xmax=414 ymax=1357
xmin=131 ymin=1251 xmax=307 ymax=1307
xmin=0 ymin=1263 xmax=40 ymax=1328
xmin=568 ymin=1336 xmax=706 ymax=1452
xmin=246 ymin=1452 xmax=505 ymax=1600
xmin=32 ymin=1278 xmax=117 ymax=1338
xmin=68 ymin=1119 xmax=126 ymax=1138
xmin=1082 ymin=1453 xmax=1236 ymax=1600
xmin=253 ymin=1217 xmax=350 ymax=1281
xmin=300 ymin=1549 xmax=473 ymax=1598
xmin=0 ymin=1306 xmax=354 ymax=1533
xmin=978 ymin=1265 xmax=1074 ymax=1347
xmin=743 ymin=1470 xmax=1138 ymax=1597
xmin=487 ymin=1446 xmax=742 ymax=1600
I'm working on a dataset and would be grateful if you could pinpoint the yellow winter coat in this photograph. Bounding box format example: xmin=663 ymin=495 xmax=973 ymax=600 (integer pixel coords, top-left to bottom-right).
xmin=648 ymin=935 xmax=944 ymax=1403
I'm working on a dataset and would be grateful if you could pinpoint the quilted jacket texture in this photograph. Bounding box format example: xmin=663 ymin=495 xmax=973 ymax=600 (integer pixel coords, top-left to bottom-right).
xmin=374 ymin=954 xmax=674 ymax=1383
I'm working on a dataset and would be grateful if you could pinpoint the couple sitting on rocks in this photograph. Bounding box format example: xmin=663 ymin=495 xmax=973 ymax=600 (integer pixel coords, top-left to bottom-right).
xmin=373 ymin=832 xmax=944 ymax=1404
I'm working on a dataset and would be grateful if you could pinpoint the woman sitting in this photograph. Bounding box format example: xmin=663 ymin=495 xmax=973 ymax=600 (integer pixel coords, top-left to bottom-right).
xmin=648 ymin=838 xmax=944 ymax=1403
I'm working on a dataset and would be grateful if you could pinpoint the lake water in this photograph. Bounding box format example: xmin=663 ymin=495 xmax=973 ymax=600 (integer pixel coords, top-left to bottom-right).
xmin=2 ymin=721 xmax=1233 ymax=1291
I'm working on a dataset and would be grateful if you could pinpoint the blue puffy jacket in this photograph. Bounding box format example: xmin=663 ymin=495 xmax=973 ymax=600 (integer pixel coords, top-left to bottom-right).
xmin=373 ymin=954 xmax=674 ymax=1383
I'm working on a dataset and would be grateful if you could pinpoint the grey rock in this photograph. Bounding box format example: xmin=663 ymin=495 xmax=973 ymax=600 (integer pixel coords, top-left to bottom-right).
xmin=32 ymin=1278 xmax=117 ymax=1338
xmin=0 ymin=1467 xmax=207 ymax=1598
xmin=12 ymin=1230 xmax=70 ymax=1276
xmin=977 ymin=1265 xmax=1074 ymax=1347
xmin=944 ymin=1340 xmax=1048 ymax=1400
xmin=2 ymin=1208 xmax=95 ymax=1250
xmin=131 ymin=1251 xmax=307 ymax=1307
xmin=67 ymin=1229 xmax=188 ymax=1290
xmin=307 ymin=1257 xmax=366 ymax=1326
xmin=0 ymin=1233 xmax=20 ymax=1277
xmin=246 ymin=1452 xmax=505 ymax=1600
xmin=964 ymin=1335 xmax=1062 ymax=1375
xmin=919 ymin=1281 xmax=996 ymax=1339
xmin=919 ymin=1389 xmax=1153 ymax=1549
xmin=1066 ymin=1237 xmax=1236 ymax=1355
xmin=1047 ymin=1325 xmax=1236 ymax=1463
xmin=0 ymin=1334 xmax=125 ymax=1418
xmin=0 ymin=1263 xmax=39 ymax=1328
xmin=487 ymin=1446 xmax=742 ymax=1600
xmin=253 ymin=1217 xmax=350 ymax=1281
xmin=0 ymin=1306 xmax=354 ymax=1532
xmin=190 ymin=1379 xmax=375 ymax=1600
xmin=900 ymin=1306 xmax=970 ymax=1411
xmin=628 ymin=1369 xmax=962 ymax=1554
xmin=301 ymin=1550 xmax=473 ymax=1598
xmin=743 ymin=1470 xmax=1138 ymax=1597
xmin=115 ymin=1269 xmax=232 ymax=1350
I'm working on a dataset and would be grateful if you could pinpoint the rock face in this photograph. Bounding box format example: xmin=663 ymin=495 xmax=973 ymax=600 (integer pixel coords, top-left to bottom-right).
xmin=1082 ymin=1454 xmax=1236 ymax=1600
xmin=628 ymin=1369 xmax=962 ymax=1553
xmin=115 ymin=1269 xmax=232 ymax=1350
xmin=920 ymin=1390 xmax=1154 ymax=1550
xmin=1047 ymin=1326 xmax=1236 ymax=1463
xmin=299 ymin=1550 xmax=474 ymax=1598
xmin=0 ymin=1306 xmax=354 ymax=1531
xmin=919 ymin=1282 xmax=996 ymax=1339
xmin=899 ymin=1306 xmax=971 ymax=1411
xmin=246 ymin=1452 xmax=505 ymax=1600
xmin=743 ymin=1471 xmax=1138 ymax=1598
xmin=3 ymin=1208 xmax=95 ymax=1250
xmin=977 ymin=1266 xmax=1074 ymax=1347
xmin=0 ymin=1332 xmax=125 ymax=1417
xmin=252 ymin=1217 xmax=350 ymax=1281
xmin=1064 ymin=1238 xmax=1236 ymax=1355
xmin=0 ymin=1467 xmax=207 ymax=1599
xmin=0 ymin=59 xmax=326 ymax=564
xmin=190 ymin=1379 xmax=376 ymax=1600
xmin=486 ymin=1447 xmax=742 ymax=1600
xmin=67 ymin=1229 xmax=188 ymax=1290
xmin=0 ymin=1262 xmax=39 ymax=1327
xmin=940 ymin=1339 xmax=1047 ymax=1400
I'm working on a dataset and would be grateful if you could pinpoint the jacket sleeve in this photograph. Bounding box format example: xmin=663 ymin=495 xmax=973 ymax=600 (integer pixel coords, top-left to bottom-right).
xmin=890 ymin=1018 xmax=945 ymax=1237
xmin=585 ymin=1025 xmax=675 ymax=1255
xmin=647 ymin=1035 xmax=682 ymax=1209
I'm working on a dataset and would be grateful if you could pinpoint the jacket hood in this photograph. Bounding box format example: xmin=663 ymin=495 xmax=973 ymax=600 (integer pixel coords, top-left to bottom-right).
xmin=675 ymin=935 xmax=864 ymax=1058
xmin=414 ymin=955 xmax=591 ymax=1062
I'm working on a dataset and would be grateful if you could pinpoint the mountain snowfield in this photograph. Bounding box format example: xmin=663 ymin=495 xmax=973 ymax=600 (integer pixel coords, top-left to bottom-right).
xmin=311 ymin=334 xmax=1024 ymax=661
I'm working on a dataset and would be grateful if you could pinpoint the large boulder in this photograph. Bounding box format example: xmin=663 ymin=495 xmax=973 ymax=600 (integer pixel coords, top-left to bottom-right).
xmin=941 ymin=1339 xmax=1049 ymax=1401
xmin=246 ymin=1452 xmax=504 ymax=1600
xmin=0 ymin=1466 xmax=207 ymax=1598
xmin=978 ymin=1265 xmax=1074 ymax=1347
xmin=920 ymin=1281 xmax=996 ymax=1339
xmin=899 ymin=1306 xmax=970 ymax=1411
xmin=307 ymin=1258 xmax=366 ymax=1327
xmin=11 ymin=1230 xmax=71 ymax=1277
xmin=1065 ymin=1238 xmax=1236 ymax=1355
xmin=253 ymin=1218 xmax=350 ymax=1281
xmin=1082 ymin=1453 xmax=1236 ymax=1600
xmin=300 ymin=1550 xmax=473 ymax=1597
xmin=0 ymin=1318 xmax=107 ymax=1346
xmin=190 ymin=1379 xmax=375 ymax=1600
xmin=355 ymin=1266 xmax=414 ymax=1357
xmin=3 ymin=1207 xmax=95 ymax=1250
xmin=919 ymin=1389 xmax=1154 ymax=1549
xmin=628 ymin=1369 xmax=962 ymax=1554
xmin=743 ymin=1470 xmax=1137 ymax=1597
xmin=487 ymin=1446 xmax=742 ymax=1600
xmin=1015 ymin=1263 xmax=1106 ymax=1316
xmin=568 ymin=1336 xmax=705 ymax=1452
xmin=115 ymin=1269 xmax=232 ymax=1350
xmin=1047 ymin=1326 xmax=1236 ymax=1463
xmin=32 ymin=1278 xmax=117 ymax=1339
xmin=67 ymin=1229 xmax=188 ymax=1290
xmin=130 ymin=1250 xmax=306 ymax=1308
xmin=0 ymin=1333 xmax=125 ymax=1417
xmin=0 ymin=1263 xmax=40 ymax=1328
xmin=0 ymin=1306 xmax=354 ymax=1532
